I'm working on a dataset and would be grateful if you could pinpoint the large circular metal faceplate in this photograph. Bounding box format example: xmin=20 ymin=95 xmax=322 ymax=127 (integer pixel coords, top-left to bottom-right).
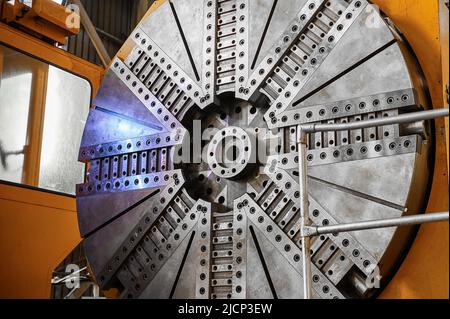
xmin=77 ymin=0 xmax=432 ymax=299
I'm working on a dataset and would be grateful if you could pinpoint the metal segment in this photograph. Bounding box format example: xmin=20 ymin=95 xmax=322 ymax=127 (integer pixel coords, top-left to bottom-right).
xmin=77 ymin=0 xmax=433 ymax=299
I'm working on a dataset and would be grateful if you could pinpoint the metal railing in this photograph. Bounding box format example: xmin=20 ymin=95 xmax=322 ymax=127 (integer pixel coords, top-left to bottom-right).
xmin=296 ymin=107 xmax=450 ymax=299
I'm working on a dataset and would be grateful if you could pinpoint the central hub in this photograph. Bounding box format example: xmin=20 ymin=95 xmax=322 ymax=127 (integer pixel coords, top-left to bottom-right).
xmin=181 ymin=98 xmax=266 ymax=206
xmin=207 ymin=126 xmax=254 ymax=180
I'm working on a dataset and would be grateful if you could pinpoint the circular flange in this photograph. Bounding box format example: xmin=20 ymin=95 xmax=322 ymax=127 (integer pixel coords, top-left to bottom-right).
xmin=77 ymin=0 xmax=432 ymax=300
xmin=207 ymin=126 xmax=254 ymax=179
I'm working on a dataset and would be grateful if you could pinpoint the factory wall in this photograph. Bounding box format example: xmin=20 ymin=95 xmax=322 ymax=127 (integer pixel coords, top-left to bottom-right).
xmin=65 ymin=0 xmax=155 ymax=66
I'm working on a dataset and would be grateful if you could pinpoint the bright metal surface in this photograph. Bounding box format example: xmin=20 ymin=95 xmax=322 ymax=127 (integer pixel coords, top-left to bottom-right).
xmin=39 ymin=66 xmax=91 ymax=195
xmin=77 ymin=0 xmax=435 ymax=299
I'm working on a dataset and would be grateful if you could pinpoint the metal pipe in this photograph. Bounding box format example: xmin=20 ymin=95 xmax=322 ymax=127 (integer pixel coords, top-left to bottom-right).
xmin=95 ymin=27 xmax=125 ymax=45
xmin=307 ymin=212 xmax=449 ymax=236
xmin=52 ymin=266 xmax=88 ymax=284
xmin=297 ymin=127 xmax=312 ymax=300
xmin=300 ymin=108 xmax=449 ymax=133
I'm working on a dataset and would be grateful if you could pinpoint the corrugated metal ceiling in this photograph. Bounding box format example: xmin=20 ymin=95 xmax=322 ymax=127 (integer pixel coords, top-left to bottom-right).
xmin=65 ymin=0 xmax=153 ymax=66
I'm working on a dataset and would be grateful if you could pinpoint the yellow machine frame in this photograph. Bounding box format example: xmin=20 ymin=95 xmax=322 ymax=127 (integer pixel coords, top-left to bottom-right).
xmin=373 ymin=0 xmax=449 ymax=299
xmin=0 ymin=0 xmax=80 ymax=44
xmin=0 ymin=22 xmax=103 ymax=298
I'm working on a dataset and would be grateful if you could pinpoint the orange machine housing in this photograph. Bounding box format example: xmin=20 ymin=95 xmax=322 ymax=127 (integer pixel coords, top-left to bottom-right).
xmin=0 ymin=0 xmax=448 ymax=299
xmin=0 ymin=0 xmax=80 ymax=44
xmin=0 ymin=22 xmax=102 ymax=298
xmin=373 ymin=0 xmax=449 ymax=299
